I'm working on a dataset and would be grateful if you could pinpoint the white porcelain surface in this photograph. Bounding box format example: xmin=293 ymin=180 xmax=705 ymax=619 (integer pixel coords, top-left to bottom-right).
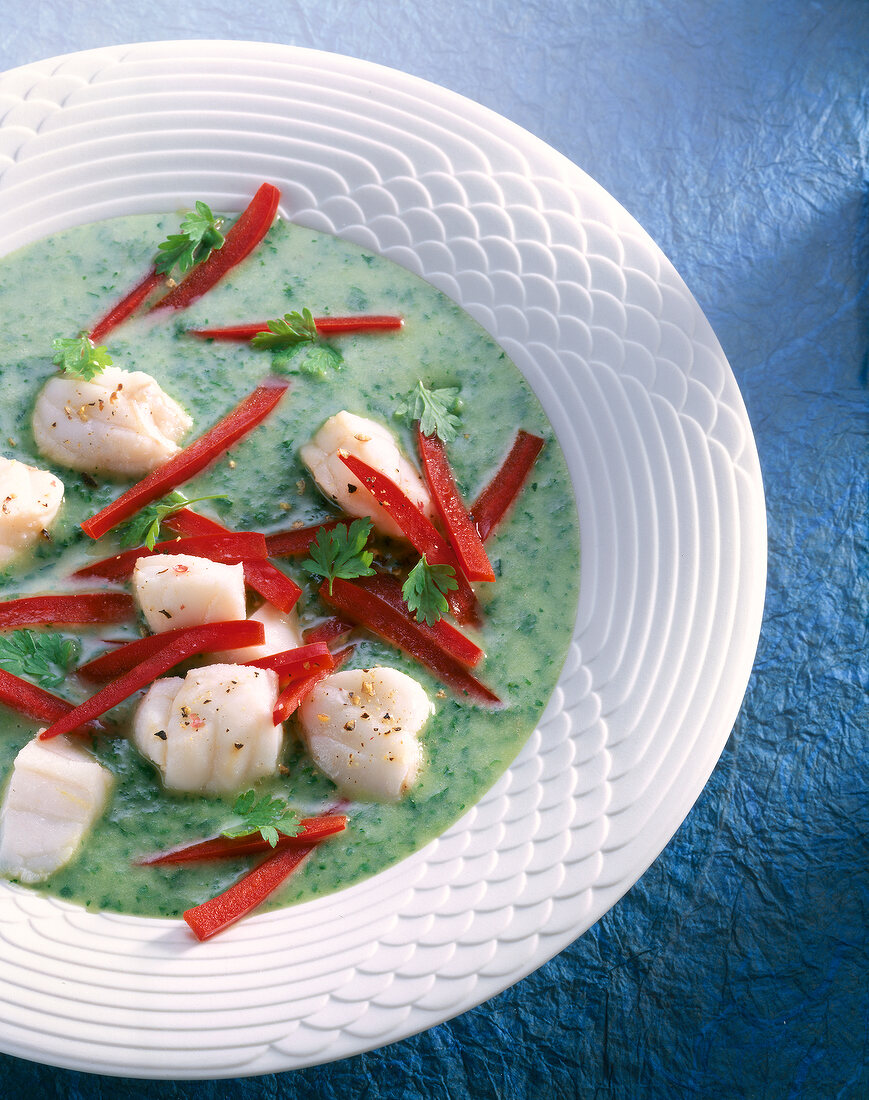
xmin=0 ymin=41 xmax=766 ymax=1077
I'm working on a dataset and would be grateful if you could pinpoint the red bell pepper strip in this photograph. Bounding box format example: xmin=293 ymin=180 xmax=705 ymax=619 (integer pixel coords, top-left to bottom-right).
xmin=416 ymin=426 xmax=496 ymax=583
xmin=0 ymin=593 xmax=135 ymax=630
xmin=162 ymin=509 xmax=302 ymax=614
xmin=134 ymin=814 xmax=347 ymax=865
xmin=183 ymin=840 xmax=315 ymax=940
xmin=320 ymin=578 xmax=499 ymax=705
xmin=338 ymin=452 xmax=480 ymax=625
xmin=186 ymin=315 xmax=404 ymax=341
xmin=71 ymin=532 xmax=268 ymax=582
xmin=0 ymin=667 xmax=89 ymax=726
xmin=353 ymin=573 xmax=484 ymax=668
xmin=88 ymin=268 xmax=165 ymax=344
xmin=264 ymin=520 xmax=345 ymax=559
xmin=149 ymin=183 xmax=281 ymax=313
xmin=80 ymin=379 xmax=289 ymax=540
xmin=271 ymin=643 xmax=354 ymax=724
xmin=242 ymin=642 xmax=334 ymax=679
xmin=38 ymin=619 xmax=265 ymax=740
xmin=302 ymin=616 xmax=354 ymax=646
xmin=471 ymin=430 xmax=545 ymax=542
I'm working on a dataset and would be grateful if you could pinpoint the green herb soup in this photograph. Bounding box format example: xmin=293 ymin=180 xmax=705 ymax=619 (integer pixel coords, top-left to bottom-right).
xmin=0 ymin=213 xmax=579 ymax=919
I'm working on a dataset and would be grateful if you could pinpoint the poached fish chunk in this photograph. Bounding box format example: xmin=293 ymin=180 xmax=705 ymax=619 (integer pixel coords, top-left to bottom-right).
xmin=32 ymin=366 xmax=192 ymax=478
xmin=132 ymin=554 xmax=247 ymax=634
xmin=133 ymin=664 xmax=282 ymax=795
xmin=0 ymin=456 xmax=64 ymax=569
xmin=297 ymin=666 xmax=433 ymax=801
xmin=300 ymin=411 xmax=435 ymax=539
xmin=0 ymin=734 xmax=113 ymax=884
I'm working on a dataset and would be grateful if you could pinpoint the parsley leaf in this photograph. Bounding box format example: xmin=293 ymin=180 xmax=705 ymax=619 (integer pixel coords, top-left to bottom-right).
xmin=221 ymin=790 xmax=302 ymax=848
xmin=0 ymin=630 xmax=81 ymax=689
xmin=251 ymin=308 xmax=319 ymax=349
xmin=251 ymin=309 xmax=345 ymax=375
xmin=302 ymin=518 xmax=375 ymax=594
xmin=117 ymin=491 xmax=228 ymax=550
xmin=396 ymin=380 xmax=462 ymax=442
xmin=402 ymin=555 xmax=458 ymax=626
xmin=52 ymin=334 xmax=113 ymax=381
xmin=154 ymin=201 xmax=225 ymax=276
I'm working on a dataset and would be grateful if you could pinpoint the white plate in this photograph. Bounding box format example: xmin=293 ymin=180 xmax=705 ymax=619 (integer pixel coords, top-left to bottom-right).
xmin=0 ymin=41 xmax=766 ymax=1078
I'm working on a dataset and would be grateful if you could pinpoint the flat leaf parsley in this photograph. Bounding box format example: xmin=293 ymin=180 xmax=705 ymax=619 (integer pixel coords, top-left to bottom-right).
xmin=302 ymin=518 xmax=375 ymax=594
xmin=251 ymin=309 xmax=344 ymax=376
xmin=52 ymin=334 xmax=113 ymax=381
xmin=117 ymin=491 xmax=228 ymax=550
xmin=222 ymin=790 xmax=302 ymax=848
xmin=154 ymin=201 xmax=225 ymax=276
xmin=402 ymin=555 xmax=458 ymax=626
xmin=397 ymin=380 xmax=462 ymax=442
xmin=0 ymin=629 xmax=81 ymax=689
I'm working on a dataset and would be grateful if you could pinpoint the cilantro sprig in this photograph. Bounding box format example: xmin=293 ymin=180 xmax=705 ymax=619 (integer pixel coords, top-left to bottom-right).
xmin=402 ymin=555 xmax=458 ymax=626
xmin=154 ymin=201 xmax=225 ymax=276
xmin=396 ymin=380 xmax=462 ymax=442
xmin=117 ymin=491 xmax=228 ymax=551
xmin=251 ymin=309 xmax=344 ymax=376
xmin=221 ymin=790 xmax=302 ymax=848
xmin=302 ymin=518 xmax=375 ymax=594
xmin=0 ymin=630 xmax=81 ymax=689
xmin=52 ymin=334 xmax=113 ymax=382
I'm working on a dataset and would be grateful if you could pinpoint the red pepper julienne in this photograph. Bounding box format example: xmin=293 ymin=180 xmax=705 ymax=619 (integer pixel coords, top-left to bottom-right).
xmin=71 ymin=532 xmax=269 ymax=583
xmin=0 ymin=593 xmax=135 ymax=630
xmin=80 ymin=379 xmax=290 ymax=541
xmin=134 ymin=814 xmax=348 ymax=865
xmin=187 ymin=315 xmax=404 ymax=341
xmin=38 ymin=619 xmax=266 ymax=740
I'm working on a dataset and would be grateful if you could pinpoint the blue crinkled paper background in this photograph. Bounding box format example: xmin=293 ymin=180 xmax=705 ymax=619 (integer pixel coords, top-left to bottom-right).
xmin=0 ymin=1 xmax=867 ymax=1096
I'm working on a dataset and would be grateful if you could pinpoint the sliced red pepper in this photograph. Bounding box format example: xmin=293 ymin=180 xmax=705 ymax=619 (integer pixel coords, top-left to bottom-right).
xmin=149 ymin=183 xmax=281 ymax=313
xmin=71 ymin=532 xmax=268 ymax=582
xmin=302 ymin=616 xmax=354 ymax=646
xmin=243 ymin=642 xmax=334 ymax=679
xmin=0 ymin=593 xmax=135 ymax=630
xmin=354 ymin=574 xmax=484 ymax=668
xmin=271 ymin=643 xmax=354 ymax=724
xmin=264 ymin=520 xmax=344 ymax=558
xmin=88 ymin=268 xmax=165 ymax=344
xmin=183 ymin=841 xmax=315 ymax=941
xmin=186 ymin=315 xmax=404 ymax=341
xmin=416 ymin=426 xmax=495 ymax=582
xmin=39 ymin=619 xmax=265 ymax=740
xmin=0 ymin=668 xmax=88 ymax=726
xmin=162 ymin=509 xmax=302 ymax=614
xmin=80 ymin=379 xmax=289 ymax=541
xmin=320 ymin=578 xmax=499 ymax=705
xmin=338 ymin=452 xmax=480 ymax=625
xmin=471 ymin=430 xmax=545 ymax=542
xmin=134 ymin=814 xmax=347 ymax=865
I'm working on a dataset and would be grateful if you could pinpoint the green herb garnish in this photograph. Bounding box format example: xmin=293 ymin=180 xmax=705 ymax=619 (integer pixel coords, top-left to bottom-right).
xmin=397 ymin=380 xmax=462 ymax=442
xmin=52 ymin=334 xmax=113 ymax=382
xmin=154 ymin=201 xmax=225 ymax=276
xmin=402 ymin=554 xmax=458 ymax=626
xmin=251 ymin=309 xmax=345 ymax=375
xmin=0 ymin=629 xmax=81 ymax=689
xmin=302 ymin=518 xmax=375 ymax=594
xmin=221 ymin=790 xmax=302 ymax=848
xmin=117 ymin=491 xmax=228 ymax=551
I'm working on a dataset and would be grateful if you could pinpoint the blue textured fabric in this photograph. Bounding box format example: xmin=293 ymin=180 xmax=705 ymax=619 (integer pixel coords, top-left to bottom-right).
xmin=0 ymin=2 xmax=866 ymax=1096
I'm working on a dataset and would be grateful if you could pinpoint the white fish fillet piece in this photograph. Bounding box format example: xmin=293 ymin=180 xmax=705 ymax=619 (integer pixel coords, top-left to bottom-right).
xmin=32 ymin=366 xmax=192 ymax=478
xmin=0 ymin=733 xmax=113 ymax=884
xmin=0 ymin=456 xmax=64 ymax=569
xmin=300 ymin=410 xmax=434 ymax=538
xmin=297 ymin=666 xmax=433 ymax=801
xmin=132 ymin=554 xmax=247 ymax=634
xmin=133 ymin=664 xmax=282 ymax=794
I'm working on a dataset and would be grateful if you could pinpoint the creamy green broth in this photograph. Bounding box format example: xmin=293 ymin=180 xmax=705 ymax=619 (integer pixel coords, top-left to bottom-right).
xmin=0 ymin=213 xmax=579 ymax=918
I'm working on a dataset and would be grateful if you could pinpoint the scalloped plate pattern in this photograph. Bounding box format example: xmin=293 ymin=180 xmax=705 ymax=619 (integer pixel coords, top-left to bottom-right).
xmin=0 ymin=41 xmax=765 ymax=1078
